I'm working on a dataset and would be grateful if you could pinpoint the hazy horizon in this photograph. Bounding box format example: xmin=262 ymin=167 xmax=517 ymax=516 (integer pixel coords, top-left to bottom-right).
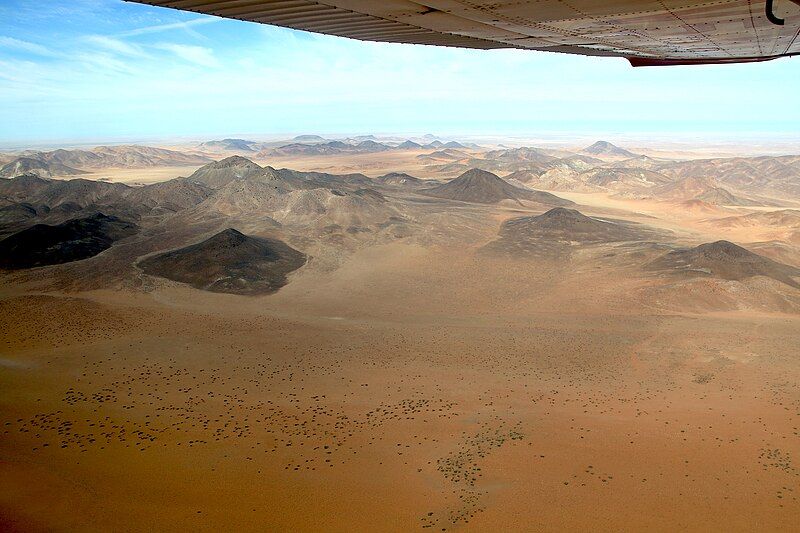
xmin=3 ymin=130 xmax=800 ymax=158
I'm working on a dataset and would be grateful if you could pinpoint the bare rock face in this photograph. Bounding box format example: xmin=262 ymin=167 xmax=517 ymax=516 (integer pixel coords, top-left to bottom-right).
xmin=648 ymin=240 xmax=800 ymax=288
xmin=139 ymin=228 xmax=306 ymax=295
xmin=0 ymin=213 xmax=138 ymax=269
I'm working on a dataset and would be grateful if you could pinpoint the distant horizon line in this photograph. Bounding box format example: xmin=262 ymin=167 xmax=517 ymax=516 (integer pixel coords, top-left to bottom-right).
xmin=2 ymin=130 xmax=799 ymax=152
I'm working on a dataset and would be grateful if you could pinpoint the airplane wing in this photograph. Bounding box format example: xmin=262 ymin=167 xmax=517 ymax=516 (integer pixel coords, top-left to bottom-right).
xmin=128 ymin=0 xmax=800 ymax=66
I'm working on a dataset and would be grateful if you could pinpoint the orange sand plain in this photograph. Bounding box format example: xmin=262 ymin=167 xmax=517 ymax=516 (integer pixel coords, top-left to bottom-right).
xmin=2 ymin=241 xmax=799 ymax=532
xmin=2 ymin=153 xmax=800 ymax=532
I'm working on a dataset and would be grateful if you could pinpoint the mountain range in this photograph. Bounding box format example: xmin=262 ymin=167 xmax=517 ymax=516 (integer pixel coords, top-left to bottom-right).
xmin=0 ymin=145 xmax=212 ymax=178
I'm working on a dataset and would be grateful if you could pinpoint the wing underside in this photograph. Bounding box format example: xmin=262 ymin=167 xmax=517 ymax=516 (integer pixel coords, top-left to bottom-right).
xmin=128 ymin=0 xmax=800 ymax=65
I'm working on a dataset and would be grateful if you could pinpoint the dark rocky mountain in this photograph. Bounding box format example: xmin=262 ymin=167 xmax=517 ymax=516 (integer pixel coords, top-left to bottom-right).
xmin=501 ymin=165 xmax=554 ymax=183
xmin=0 ymin=201 xmax=41 ymax=226
xmin=356 ymin=140 xmax=390 ymax=152
xmin=0 ymin=213 xmax=138 ymax=269
xmin=186 ymin=156 xmax=265 ymax=189
xmin=648 ymin=240 xmax=800 ymax=288
xmin=501 ymin=207 xmax=647 ymax=243
xmin=481 ymin=207 xmax=664 ymax=258
xmin=196 ymin=169 xmax=402 ymax=229
xmin=432 ymin=151 xmax=596 ymax=183
xmin=397 ymin=140 xmax=423 ymax=149
xmin=123 ymin=178 xmax=213 ymax=213
xmin=17 ymin=145 xmax=211 ymax=170
xmin=483 ymin=147 xmax=557 ymax=164
xmin=31 ymin=179 xmax=131 ymax=208
xmin=325 ymin=141 xmax=351 ymax=149
xmin=0 ymin=172 xmax=213 ymax=230
xmin=653 ymin=176 xmax=759 ymax=205
xmin=0 ymin=177 xmax=131 ymax=215
xmin=500 ymin=156 xmax=608 ymax=190
xmin=579 ymin=167 xmax=672 ymax=192
xmin=349 ymin=187 xmax=384 ymax=201
xmin=0 ymin=157 xmax=86 ymax=178
xmin=274 ymin=168 xmax=372 ymax=190
xmin=267 ymin=142 xmax=341 ymax=156
xmin=582 ymin=141 xmax=637 ymax=158
xmin=199 ymin=139 xmax=259 ymax=152
xmin=139 ymin=228 xmax=306 ymax=295
xmin=655 ymin=155 xmax=800 ymax=199
xmin=0 ymin=173 xmax=52 ymax=196
xmin=374 ymin=172 xmax=426 ymax=187
xmin=194 ymin=170 xmax=294 ymax=216
xmin=694 ymin=187 xmax=747 ymax=206
xmin=265 ymin=140 xmax=391 ymax=157
xmin=0 ymin=158 xmax=562 ymax=246
xmin=421 ymin=168 xmax=573 ymax=205
xmin=187 ymin=154 xmax=379 ymax=201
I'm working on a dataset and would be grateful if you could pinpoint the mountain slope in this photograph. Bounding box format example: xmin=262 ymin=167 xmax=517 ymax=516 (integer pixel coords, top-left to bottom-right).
xmin=397 ymin=140 xmax=423 ymax=149
xmin=481 ymin=207 xmax=661 ymax=258
xmin=500 ymin=207 xmax=648 ymax=243
xmin=0 ymin=213 xmax=138 ymax=269
xmin=0 ymin=157 xmax=87 ymax=178
xmin=266 ymin=140 xmax=391 ymax=157
xmin=139 ymin=228 xmax=306 ymax=295
xmin=581 ymin=141 xmax=637 ymax=158
xmin=654 ymin=176 xmax=758 ymax=205
xmin=200 ymin=139 xmax=259 ymax=152
xmin=422 ymin=168 xmax=572 ymax=205
xmin=648 ymin=240 xmax=800 ymax=288
xmin=0 ymin=173 xmax=215 ymax=226
xmin=17 ymin=146 xmax=211 ymax=170
xmin=186 ymin=156 xmax=265 ymax=189
xmin=374 ymin=172 xmax=426 ymax=187
xmin=712 ymin=209 xmax=800 ymax=228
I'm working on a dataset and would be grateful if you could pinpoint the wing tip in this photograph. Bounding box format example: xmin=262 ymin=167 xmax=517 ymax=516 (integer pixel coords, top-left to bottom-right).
xmin=627 ymin=54 xmax=796 ymax=67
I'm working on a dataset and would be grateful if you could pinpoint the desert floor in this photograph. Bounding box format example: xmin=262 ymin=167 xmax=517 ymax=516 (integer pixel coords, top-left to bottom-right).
xmin=2 ymin=155 xmax=800 ymax=532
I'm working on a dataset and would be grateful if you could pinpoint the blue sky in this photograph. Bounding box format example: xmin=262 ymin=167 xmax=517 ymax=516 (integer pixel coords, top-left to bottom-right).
xmin=1 ymin=0 xmax=799 ymax=145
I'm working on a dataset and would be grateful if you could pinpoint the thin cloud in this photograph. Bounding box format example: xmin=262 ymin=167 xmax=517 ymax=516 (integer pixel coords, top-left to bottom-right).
xmin=84 ymin=35 xmax=147 ymax=57
xmin=153 ymin=43 xmax=218 ymax=67
xmin=74 ymin=51 xmax=139 ymax=74
xmin=117 ymin=17 xmax=218 ymax=38
xmin=0 ymin=36 xmax=58 ymax=57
